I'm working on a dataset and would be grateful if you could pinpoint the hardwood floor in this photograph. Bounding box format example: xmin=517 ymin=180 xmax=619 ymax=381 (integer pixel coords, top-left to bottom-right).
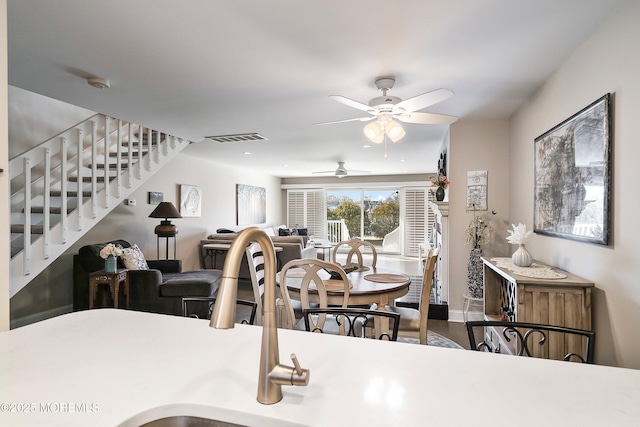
xmin=428 ymin=319 xmax=470 ymax=350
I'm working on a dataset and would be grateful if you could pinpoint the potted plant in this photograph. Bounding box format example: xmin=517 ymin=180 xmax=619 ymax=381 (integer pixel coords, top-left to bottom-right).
xmin=506 ymin=223 xmax=533 ymax=267
xmin=99 ymin=243 xmax=124 ymax=273
xmin=430 ymin=174 xmax=449 ymax=201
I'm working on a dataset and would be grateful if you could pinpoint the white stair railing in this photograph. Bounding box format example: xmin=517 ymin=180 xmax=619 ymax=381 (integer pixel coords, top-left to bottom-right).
xmin=9 ymin=114 xmax=191 ymax=297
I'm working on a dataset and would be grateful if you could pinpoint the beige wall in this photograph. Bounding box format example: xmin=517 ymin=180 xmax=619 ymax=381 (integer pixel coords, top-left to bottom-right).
xmin=1 ymin=0 xmax=9 ymax=331
xmin=449 ymin=119 xmax=511 ymax=313
xmin=509 ymin=0 xmax=640 ymax=368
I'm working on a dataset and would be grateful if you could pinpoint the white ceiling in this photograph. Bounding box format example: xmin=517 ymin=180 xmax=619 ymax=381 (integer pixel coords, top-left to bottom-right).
xmin=7 ymin=0 xmax=623 ymax=178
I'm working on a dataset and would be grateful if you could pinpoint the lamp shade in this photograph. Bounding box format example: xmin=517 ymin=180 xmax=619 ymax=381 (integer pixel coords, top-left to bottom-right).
xmin=386 ymin=120 xmax=406 ymax=142
xmin=149 ymin=202 xmax=181 ymax=237
xmin=363 ymin=121 xmax=384 ymax=144
xmin=149 ymin=202 xmax=182 ymax=220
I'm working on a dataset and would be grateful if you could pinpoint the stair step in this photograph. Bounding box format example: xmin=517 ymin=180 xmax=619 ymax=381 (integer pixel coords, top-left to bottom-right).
xmin=50 ymin=190 xmax=92 ymax=198
xmin=121 ymin=141 xmax=154 ymax=147
xmin=109 ymin=152 xmax=142 ymax=158
xmin=29 ymin=206 xmax=75 ymax=215
xmin=11 ymin=224 xmax=45 ymax=234
xmin=68 ymin=176 xmax=113 ymax=183
xmin=92 ymin=163 xmax=130 ymax=170
xmin=136 ymin=131 xmax=165 ymax=142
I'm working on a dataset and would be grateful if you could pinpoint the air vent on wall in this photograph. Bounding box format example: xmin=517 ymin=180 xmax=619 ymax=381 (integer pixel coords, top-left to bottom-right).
xmin=204 ymin=133 xmax=268 ymax=143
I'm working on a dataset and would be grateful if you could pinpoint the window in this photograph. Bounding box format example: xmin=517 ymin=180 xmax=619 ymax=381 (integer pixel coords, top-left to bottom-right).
xmin=326 ymin=189 xmax=399 ymax=253
xmin=286 ymin=185 xmax=433 ymax=256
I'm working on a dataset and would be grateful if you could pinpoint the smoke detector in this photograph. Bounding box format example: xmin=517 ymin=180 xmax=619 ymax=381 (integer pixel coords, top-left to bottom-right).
xmin=87 ymin=76 xmax=110 ymax=89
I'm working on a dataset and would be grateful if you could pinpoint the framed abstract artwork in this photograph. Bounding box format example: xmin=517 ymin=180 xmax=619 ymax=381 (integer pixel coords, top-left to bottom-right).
xmin=236 ymin=184 xmax=266 ymax=225
xmin=180 ymin=184 xmax=202 ymax=217
xmin=534 ymin=93 xmax=611 ymax=245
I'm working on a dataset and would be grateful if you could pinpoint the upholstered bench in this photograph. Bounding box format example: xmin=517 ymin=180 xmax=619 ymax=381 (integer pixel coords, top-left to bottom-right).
xmin=73 ymin=240 xmax=222 ymax=317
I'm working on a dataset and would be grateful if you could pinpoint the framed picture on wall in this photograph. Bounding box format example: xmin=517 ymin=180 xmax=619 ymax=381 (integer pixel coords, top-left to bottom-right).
xmin=534 ymin=93 xmax=611 ymax=245
xmin=236 ymin=184 xmax=266 ymax=225
xmin=180 ymin=184 xmax=202 ymax=217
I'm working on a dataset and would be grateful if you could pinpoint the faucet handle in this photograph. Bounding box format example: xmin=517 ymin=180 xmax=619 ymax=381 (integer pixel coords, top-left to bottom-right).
xmin=290 ymin=353 xmax=303 ymax=375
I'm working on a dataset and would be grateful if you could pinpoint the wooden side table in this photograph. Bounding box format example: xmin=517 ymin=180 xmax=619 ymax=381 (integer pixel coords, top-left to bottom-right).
xmin=89 ymin=269 xmax=129 ymax=309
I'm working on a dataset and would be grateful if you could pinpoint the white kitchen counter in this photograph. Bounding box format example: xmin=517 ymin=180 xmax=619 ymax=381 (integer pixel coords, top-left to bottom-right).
xmin=0 ymin=309 xmax=638 ymax=426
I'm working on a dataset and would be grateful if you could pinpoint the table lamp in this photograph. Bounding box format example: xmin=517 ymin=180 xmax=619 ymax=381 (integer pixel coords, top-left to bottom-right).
xmin=149 ymin=202 xmax=182 ymax=259
xmin=149 ymin=202 xmax=182 ymax=237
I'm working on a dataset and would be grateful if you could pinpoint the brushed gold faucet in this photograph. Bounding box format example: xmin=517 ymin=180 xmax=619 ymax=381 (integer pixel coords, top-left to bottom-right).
xmin=209 ymin=227 xmax=310 ymax=404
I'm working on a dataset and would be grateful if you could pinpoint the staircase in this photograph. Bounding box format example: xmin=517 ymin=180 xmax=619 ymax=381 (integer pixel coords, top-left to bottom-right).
xmin=9 ymin=114 xmax=191 ymax=297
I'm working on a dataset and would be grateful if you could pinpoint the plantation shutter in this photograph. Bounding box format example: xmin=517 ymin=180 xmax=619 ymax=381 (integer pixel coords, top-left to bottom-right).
xmin=403 ymin=187 xmax=431 ymax=256
xmin=287 ymin=189 xmax=325 ymax=239
xmin=287 ymin=191 xmax=305 ymax=229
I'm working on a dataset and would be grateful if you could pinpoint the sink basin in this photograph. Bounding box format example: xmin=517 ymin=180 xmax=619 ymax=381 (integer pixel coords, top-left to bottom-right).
xmin=119 ymin=404 xmax=307 ymax=427
xmin=139 ymin=415 xmax=246 ymax=427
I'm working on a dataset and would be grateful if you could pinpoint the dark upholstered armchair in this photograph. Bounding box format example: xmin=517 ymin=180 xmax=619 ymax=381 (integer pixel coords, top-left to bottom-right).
xmin=73 ymin=240 xmax=222 ymax=317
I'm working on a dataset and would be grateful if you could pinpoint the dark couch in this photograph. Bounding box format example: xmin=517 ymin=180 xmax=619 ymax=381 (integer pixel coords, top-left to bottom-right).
xmin=73 ymin=240 xmax=222 ymax=317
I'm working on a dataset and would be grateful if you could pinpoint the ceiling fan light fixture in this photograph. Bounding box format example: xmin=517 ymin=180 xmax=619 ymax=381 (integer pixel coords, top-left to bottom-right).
xmin=386 ymin=120 xmax=406 ymax=142
xmin=364 ymin=121 xmax=384 ymax=143
xmin=87 ymin=76 xmax=110 ymax=89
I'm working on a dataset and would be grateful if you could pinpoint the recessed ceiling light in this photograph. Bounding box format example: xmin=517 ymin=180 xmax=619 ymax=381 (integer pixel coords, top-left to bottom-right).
xmin=87 ymin=76 xmax=110 ymax=89
xmin=400 ymin=159 xmax=406 ymax=162
xmin=362 ymin=145 xmax=371 ymax=148
xmin=243 ymin=151 xmax=251 ymax=155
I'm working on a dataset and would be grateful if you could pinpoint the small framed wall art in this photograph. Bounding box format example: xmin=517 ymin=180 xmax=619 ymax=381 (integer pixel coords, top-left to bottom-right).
xmin=180 ymin=184 xmax=202 ymax=217
xmin=148 ymin=191 xmax=164 ymax=205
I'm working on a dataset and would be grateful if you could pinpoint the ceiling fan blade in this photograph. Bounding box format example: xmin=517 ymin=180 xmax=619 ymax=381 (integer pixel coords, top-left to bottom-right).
xmin=312 ymin=170 xmax=336 ymax=174
xmin=313 ymin=116 xmax=374 ymax=126
xmin=395 ymin=88 xmax=454 ymax=113
xmin=397 ymin=111 xmax=459 ymax=125
xmin=347 ymin=170 xmax=371 ymax=174
xmin=329 ymin=95 xmax=378 ymax=113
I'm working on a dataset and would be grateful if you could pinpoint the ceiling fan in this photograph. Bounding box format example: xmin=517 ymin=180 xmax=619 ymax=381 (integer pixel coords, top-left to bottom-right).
xmin=315 ymin=77 xmax=458 ymax=143
xmin=312 ymin=162 xmax=371 ymax=178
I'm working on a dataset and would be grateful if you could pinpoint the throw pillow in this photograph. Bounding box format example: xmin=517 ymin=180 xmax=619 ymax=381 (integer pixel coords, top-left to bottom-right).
xmin=121 ymin=244 xmax=149 ymax=270
xmin=278 ymin=228 xmax=291 ymax=236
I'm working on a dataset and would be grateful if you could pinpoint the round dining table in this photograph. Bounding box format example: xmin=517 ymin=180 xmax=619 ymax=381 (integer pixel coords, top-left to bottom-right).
xmin=282 ymin=266 xmax=411 ymax=309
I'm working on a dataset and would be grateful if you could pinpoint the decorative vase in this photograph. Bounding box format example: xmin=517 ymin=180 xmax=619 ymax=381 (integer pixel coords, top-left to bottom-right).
xmin=512 ymin=244 xmax=533 ymax=267
xmin=435 ymin=186 xmax=445 ymax=201
xmin=467 ymin=248 xmax=484 ymax=298
xmin=104 ymin=255 xmax=117 ymax=273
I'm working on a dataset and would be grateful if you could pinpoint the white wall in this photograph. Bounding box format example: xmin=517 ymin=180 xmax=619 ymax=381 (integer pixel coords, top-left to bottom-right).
xmin=509 ymin=0 xmax=640 ymax=368
xmin=8 ymin=86 xmax=93 ymax=158
xmin=449 ymin=119 xmax=511 ymax=314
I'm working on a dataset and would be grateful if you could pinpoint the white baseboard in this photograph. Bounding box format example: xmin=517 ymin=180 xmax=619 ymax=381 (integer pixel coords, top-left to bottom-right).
xmin=448 ymin=309 xmax=483 ymax=323
xmin=11 ymin=305 xmax=73 ymax=329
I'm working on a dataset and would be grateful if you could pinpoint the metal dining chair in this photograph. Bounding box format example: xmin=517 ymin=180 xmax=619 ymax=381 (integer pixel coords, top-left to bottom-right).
xmin=331 ymin=238 xmax=378 ymax=269
xmin=466 ymin=321 xmax=596 ymax=363
xmin=278 ymin=258 xmax=350 ymax=332
xmin=302 ymin=307 xmax=400 ymax=341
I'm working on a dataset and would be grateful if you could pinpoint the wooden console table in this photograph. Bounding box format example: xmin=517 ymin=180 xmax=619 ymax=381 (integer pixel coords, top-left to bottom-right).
xmin=89 ymin=269 xmax=129 ymax=309
xmin=482 ymin=257 xmax=593 ymax=360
